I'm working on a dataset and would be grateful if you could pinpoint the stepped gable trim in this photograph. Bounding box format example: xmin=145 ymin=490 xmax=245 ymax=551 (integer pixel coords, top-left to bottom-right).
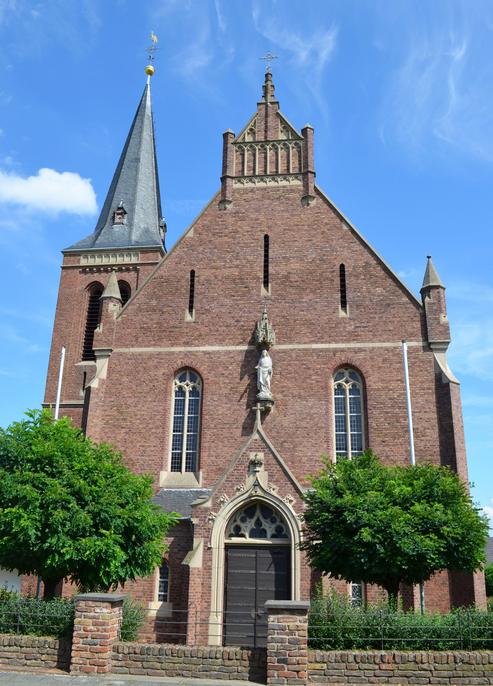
xmin=116 ymin=192 xmax=220 ymax=318
xmin=315 ymin=185 xmax=422 ymax=309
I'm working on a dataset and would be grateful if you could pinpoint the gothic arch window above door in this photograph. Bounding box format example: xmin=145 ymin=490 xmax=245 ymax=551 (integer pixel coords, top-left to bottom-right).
xmin=170 ymin=369 xmax=202 ymax=473
xmin=226 ymin=501 xmax=290 ymax=542
xmin=334 ymin=368 xmax=365 ymax=460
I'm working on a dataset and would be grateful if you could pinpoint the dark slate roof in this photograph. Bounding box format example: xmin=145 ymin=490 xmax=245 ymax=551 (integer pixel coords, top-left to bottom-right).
xmin=65 ymin=84 xmax=165 ymax=252
xmin=152 ymin=488 xmax=211 ymax=519
xmin=486 ymin=537 xmax=493 ymax=564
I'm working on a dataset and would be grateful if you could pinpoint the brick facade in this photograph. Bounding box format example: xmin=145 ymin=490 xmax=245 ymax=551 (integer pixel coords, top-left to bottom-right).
xmin=43 ymin=70 xmax=484 ymax=642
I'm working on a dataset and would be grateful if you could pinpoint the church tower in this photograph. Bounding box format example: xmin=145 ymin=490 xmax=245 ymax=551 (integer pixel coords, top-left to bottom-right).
xmin=44 ymin=74 xmax=165 ymax=426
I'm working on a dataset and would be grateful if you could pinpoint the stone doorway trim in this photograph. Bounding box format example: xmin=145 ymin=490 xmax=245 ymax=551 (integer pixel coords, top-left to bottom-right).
xmin=207 ymin=484 xmax=302 ymax=645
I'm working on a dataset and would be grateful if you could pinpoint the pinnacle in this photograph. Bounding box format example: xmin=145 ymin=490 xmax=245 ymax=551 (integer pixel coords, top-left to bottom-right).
xmin=421 ymin=255 xmax=445 ymax=290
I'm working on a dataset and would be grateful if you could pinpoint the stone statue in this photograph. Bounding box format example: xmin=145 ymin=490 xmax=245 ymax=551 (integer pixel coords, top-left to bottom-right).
xmin=255 ymin=307 xmax=276 ymax=350
xmin=256 ymin=349 xmax=273 ymax=400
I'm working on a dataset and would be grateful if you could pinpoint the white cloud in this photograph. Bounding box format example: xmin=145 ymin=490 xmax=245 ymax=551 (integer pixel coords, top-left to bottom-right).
xmin=0 ymin=167 xmax=97 ymax=215
xmin=251 ymin=0 xmax=337 ymax=117
xmin=380 ymin=18 xmax=493 ymax=162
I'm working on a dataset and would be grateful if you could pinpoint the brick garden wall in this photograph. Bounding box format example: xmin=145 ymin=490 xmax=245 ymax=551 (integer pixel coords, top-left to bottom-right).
xmin=111 ymin=642 xmax=266 ymax=682
xmin=308 ymin=650 xmax=493 ymax=684
xmin=0 ymin=634 xmax=70 ymax=671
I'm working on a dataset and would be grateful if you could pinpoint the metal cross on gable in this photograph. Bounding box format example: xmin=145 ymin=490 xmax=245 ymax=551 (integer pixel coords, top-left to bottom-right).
xmin=259 ymin=51 xmax=278 ymax=73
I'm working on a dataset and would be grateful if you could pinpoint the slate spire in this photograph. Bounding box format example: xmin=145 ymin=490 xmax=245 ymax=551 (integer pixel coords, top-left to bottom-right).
xmin=65 ymin=82 xmax=165 ymax=252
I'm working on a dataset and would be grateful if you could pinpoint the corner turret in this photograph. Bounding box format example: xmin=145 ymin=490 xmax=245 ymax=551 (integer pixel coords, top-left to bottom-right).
xmin=420 ymin=256 xmax=450 ymax=351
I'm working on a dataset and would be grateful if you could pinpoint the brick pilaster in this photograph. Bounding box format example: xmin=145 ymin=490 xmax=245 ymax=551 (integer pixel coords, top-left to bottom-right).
xmin=70 ymin=593 xmax=126 ymax=675
xmin=265 ymin=600 xmax=310 ymax=686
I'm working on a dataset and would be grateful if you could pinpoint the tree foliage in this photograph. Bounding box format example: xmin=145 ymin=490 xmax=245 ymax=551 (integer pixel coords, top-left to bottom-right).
xmin=302 ymin=451 xmax=488 ymax=605
xmin=0 ymin=410 xmax=179 ymax=598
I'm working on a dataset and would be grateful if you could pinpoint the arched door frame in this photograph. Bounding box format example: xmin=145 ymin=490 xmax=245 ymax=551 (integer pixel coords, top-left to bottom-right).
xmin=207 ymin=483 xmax=302 ymax=645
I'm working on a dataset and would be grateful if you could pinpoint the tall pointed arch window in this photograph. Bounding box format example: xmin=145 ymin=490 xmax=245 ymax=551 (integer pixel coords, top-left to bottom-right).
xmin=82 ymin=282 xmax=103 ymax=361
xmin=170 ymin=370 xmax=202 ymax=473
xmin=334 ymin=368 xmax=365 ymax=459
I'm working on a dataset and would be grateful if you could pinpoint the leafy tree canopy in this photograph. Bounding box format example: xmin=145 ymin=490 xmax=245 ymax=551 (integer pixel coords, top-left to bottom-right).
xmin=302 ymin=451 xmax=488 ymax=605
xmin=0 ymin=409 xmax=179 ymax=598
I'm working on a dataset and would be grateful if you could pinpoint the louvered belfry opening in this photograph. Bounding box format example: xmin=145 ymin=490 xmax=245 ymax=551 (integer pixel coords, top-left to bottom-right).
xmin=118 ymin=280 xmax=131 ymax=306
xmin=82 ymin=283 xmax=103 ymax=361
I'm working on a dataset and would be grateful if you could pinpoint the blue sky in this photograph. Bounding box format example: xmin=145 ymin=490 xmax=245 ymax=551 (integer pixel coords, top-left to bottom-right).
xmin=0 ymin=0 xmax=491 ymax=522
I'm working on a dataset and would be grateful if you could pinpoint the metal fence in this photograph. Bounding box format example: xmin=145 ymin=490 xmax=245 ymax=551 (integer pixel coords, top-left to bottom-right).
xmin=0 ymin=598 xmax=74 ymax=639
xmin=149 ymin=606 xmax=269 ymax=648
xmin=308 ymin=609 xmax=493 ymax=651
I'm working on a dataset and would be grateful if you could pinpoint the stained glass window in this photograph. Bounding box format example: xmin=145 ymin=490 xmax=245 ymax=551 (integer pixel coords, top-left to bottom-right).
xmin=334 ymin=369 xmax=365 ymax=460
xmin=170 ymin=370 xmax=201 ymax=472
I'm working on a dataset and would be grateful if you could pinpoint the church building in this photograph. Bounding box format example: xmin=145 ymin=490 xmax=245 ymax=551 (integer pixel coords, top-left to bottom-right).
xmin=44 ymin=65 xmax=485 ymax=646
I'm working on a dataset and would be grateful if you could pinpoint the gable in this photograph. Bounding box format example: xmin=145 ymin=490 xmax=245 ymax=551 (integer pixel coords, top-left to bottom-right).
xmin=114 ymin=181 xmax=423 ymax=352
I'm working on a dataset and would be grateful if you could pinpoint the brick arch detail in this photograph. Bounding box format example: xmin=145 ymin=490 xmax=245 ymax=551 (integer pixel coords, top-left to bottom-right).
xmin=207 ymin=483 xmax=302 ymax=646
xmin=327 ymin=358 xmax=370 ymax=459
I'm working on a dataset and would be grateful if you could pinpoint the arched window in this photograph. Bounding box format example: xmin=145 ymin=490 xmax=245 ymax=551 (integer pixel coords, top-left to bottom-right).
xmin=226 ymin=502 xmax=290 ymax=541
xmin=82 ymin=283 xmax=103 ymax=361
xmin=339 ymin=264 xmax=347 ymax=313
xmin=118 ymin=280 xmax=131 ymax=306
xmin=158 ymin=561 xmax=169 ymax=602
xmin=334 ymin=368 xmax=365 ymax=459
xmin=170 ymin=370 xmax=202 ymax=473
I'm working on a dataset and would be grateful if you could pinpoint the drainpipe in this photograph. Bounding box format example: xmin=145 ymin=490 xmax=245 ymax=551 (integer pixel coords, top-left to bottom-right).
xmin=401 ymin=340 xmax=425 ymax=614
xmin=54 ymin=346 xmax=66 ymax=420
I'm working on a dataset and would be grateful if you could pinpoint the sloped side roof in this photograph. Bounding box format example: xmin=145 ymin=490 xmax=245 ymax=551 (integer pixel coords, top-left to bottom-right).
xmin=65 ymin=84 xmax=164 ymax=252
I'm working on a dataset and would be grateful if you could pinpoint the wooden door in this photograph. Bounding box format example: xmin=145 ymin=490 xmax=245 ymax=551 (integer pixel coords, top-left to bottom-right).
xmin=223 ymin=545 xmax=290 ymax=647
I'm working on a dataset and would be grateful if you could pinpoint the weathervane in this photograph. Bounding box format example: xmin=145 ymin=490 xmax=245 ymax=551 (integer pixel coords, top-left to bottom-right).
xmin=145 ymin=32 xmax=159 ymax=80
xmin=259 ymin=51 xmax=278 ymax=74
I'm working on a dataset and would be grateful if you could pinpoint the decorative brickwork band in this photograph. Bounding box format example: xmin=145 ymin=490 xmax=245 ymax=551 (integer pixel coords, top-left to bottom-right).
xmin=265 ymin=600 xmax=310 ymax=686
xmin=70 ymin=593 xmax=126 ymax=675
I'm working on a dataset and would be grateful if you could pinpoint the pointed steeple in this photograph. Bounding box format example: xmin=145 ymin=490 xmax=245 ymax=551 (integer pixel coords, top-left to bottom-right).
xmin=65 ymin=82 xmax=165 ymax=252
xmin=421 ymin=256 xmax=445 ymax=291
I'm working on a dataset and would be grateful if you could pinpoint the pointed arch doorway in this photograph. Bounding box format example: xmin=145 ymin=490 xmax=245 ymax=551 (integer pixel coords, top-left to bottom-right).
xmin=223 ymin=500 xmax=291 ymax=647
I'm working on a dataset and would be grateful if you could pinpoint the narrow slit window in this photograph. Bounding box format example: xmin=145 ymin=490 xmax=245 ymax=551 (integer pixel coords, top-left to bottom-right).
xmin=188 ymin=270 xmax=195 ymax=317
xmin=263 ymin=234 xmax=270 ymax=290
xmin=339 ymin=264 xmax=347 ymax=313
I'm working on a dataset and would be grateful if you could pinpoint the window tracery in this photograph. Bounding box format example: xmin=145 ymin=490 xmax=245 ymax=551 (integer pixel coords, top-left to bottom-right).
xmin=170 ymin=370 xmax=201 ymax=473
xmin=226 ymin=502 xmax=290 ymax=541
xmin=334 ymin=368 xmax=365 ymax=459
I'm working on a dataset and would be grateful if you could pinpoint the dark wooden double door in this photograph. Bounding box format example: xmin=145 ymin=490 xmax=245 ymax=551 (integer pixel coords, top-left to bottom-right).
xmin=223 ymin=545 xmax=290 ymax=647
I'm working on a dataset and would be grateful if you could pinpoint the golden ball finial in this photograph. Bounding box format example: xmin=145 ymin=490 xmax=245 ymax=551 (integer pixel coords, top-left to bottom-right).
xmin=145 ymin=64 xmax=155 ymax=76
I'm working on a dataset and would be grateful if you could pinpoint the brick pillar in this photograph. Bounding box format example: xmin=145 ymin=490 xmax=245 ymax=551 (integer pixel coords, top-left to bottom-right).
xmin=301 ymin=125 xmax=316 ymax=207
xmin=70 ymin=593 xmax=126 ymax=675
xmin=265 ymin=600 xmax=310 ymax=686
xmin=219 ymin=129 xmax=235 ymax=210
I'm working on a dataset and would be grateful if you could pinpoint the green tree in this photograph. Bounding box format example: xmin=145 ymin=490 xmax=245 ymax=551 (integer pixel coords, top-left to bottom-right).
xmin=485 ymin=563 xmax=493 ymax=597
xmin=302 ymin=451 xmax=488 ymax=607
xmin=0 ymin=410 xmax=179 ymax=598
